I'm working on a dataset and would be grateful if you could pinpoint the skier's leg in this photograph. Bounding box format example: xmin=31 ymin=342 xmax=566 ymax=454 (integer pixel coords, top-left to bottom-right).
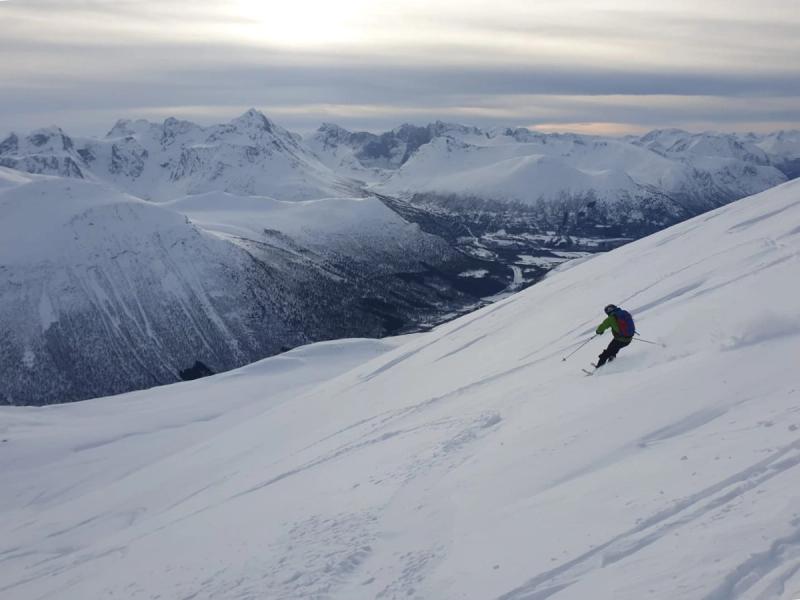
xmin=599 ymin=339 xmax=629 ymax=366
xmin=597 ymin=340 xmax=616 ymax=367
xmin=607 ymin=339 xmax=630 ymax=362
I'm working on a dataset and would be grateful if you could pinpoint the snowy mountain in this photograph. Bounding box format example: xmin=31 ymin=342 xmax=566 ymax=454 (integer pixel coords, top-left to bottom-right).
xmin=0 ymin=109 xmax=361 ymax=201
xmin=310 ymin=123 xmax=795 ymax=204
xmin=752 ymin=129 xmax=800 ymax=178
xmin=3 ymin=114 xmax=794 ymax=211
xmin=308 ymin=123 xmax=797 ymax=286
xmin=2 ymin=178 xmax=798 ymax=599
xmin=307 ymin=121 xmax=484 ymax=182
xmin=0 ymin=168 xmax=496 ymax=405
xmin=0 ymin=126 xmax=85 ymax=178
xmin=2 ymin=112 xmax=799 ymax=404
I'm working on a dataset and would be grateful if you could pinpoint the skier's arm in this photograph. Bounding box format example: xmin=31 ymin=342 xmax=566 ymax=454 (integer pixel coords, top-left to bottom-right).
xmin=596 ymin=316 xmax=613 ymax=335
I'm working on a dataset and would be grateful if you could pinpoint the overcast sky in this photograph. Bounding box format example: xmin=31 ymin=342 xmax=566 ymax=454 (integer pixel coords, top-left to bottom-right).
xmin=2 ymin=0 xmax=799 ymax=137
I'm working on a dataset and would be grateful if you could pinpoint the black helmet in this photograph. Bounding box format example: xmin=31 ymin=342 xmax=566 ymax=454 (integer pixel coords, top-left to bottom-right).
xmin=604 ymin=304 xmax=618 ymax=315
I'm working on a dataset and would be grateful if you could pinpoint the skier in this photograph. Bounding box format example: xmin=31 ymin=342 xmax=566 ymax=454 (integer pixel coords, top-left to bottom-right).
xmin=594 ymin=304 xmax=635 ymax=367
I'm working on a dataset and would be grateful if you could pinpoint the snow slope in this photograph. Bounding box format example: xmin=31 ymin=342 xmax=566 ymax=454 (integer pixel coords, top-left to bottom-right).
xmin=165 ymin=191 xmax=450 ymax=272
xmin=2 ymin=178 xmax=799 ymax=598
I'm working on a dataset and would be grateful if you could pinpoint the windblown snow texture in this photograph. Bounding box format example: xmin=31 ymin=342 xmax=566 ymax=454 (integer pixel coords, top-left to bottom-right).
xmin=1 ymin=179 xmax=799 ymax=599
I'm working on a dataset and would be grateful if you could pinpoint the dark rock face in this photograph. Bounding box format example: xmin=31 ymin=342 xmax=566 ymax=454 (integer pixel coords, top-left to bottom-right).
xmin=314 ymin=121 xmax=484 ymax=170
xmin=110 ymin=141 xmax=148 ymax=177
xmin=0 ymin=129 xmax=86 ymax=178
xmin=0 ymin=155 xmax=85 ymax=178
xmin=179 ymin=361 xmax=215 ymax=381
xmin=775 ymin=158 xmax=800 ymax=179
xmin=0 ymin=133 xmax=19 ymax=154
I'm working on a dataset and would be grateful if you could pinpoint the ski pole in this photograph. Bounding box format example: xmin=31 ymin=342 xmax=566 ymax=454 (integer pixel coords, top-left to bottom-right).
xmin=561 ymin=335 xmax=597 ymax=361
xmin=632 ymin=336 xmax=666 ymax=347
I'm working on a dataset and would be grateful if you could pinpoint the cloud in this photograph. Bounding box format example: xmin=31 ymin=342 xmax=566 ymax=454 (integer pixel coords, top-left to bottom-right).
xmin=1 ymin=0 xmax=798 ymax=135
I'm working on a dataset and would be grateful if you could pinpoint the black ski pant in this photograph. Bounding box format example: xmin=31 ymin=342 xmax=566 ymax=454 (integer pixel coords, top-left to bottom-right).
xmin=597 ymin=338 xmax=631 ymax=367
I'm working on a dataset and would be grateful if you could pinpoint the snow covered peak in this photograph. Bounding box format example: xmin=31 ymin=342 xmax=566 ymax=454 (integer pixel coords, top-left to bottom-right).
xmin=315 ymin=122 xmax=356 ymax=145
xmin=488 ymin=126 xmax=546 ymax=143
xmin=107 ymin=119 xmax=134 ymax=138
xmin=637 ymin=128 xmax=690 ymax=144
xmin=634 ymin=129 xmax=770 ymax=165
xmin=229 ymin=108 xmax=276 ymax=133
xmin=106 ymin=118 xmax=159 ymax=140
xmin=16 ymin=126 xmax=75 ymax=153
xmin=215 ymin=109 xmax=303 ymax=150
xmin=756 ymin=129 xmax=800 ymax=157
xmin=0 ymin=127 xmax=86 ymax=178
xmin=307 ymin=121 xmax=486 ymax=176
xmin=160 ymin=116 xmax=203 ymax=142
xmin=426 ymin=120 xmax=484 ymax=138
xmin=0 ymin=132 xmax=18 ymax=155
xmin=318 ymin=121 xmax=350 ymax=135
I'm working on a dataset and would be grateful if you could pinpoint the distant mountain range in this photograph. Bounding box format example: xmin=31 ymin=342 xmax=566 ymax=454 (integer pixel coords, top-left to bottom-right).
xmin=309 ymin=120 xmax=800 ymax=280
xmin=1 ymin=110 xmax=798 ymax=404
xmin=310 ymin=120 xmax=799 ymax=191
xmin=0 ymin=109 xmax=359 ymax=201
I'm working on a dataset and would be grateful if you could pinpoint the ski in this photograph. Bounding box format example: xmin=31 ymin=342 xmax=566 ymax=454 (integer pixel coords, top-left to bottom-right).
xmin=582 ymin=362 xmax=602 ymax=376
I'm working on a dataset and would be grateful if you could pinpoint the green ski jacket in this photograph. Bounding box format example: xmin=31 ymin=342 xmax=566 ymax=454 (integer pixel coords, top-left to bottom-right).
xmin=596 ymin=314 xmax=633 ymax=342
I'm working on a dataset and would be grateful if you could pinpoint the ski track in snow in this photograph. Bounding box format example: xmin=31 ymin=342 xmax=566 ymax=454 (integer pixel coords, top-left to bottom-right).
xmin=498 ymin=439 xmax=800 ymax=600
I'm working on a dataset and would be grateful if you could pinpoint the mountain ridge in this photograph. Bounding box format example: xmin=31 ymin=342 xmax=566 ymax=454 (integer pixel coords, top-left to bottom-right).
xmin=1 ymin=109 xmax=362 ymax=201
xmin=0 ymin=167 xmax=498 ymax=405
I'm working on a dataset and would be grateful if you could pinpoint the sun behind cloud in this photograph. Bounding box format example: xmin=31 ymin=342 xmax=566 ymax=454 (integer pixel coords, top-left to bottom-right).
xmin=231 ymin=0 xmax=372 ymax=48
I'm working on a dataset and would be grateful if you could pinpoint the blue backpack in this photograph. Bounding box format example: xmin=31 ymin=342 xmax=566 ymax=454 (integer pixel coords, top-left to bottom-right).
xmin=614 ymin=309 xmax=636 ymax=337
